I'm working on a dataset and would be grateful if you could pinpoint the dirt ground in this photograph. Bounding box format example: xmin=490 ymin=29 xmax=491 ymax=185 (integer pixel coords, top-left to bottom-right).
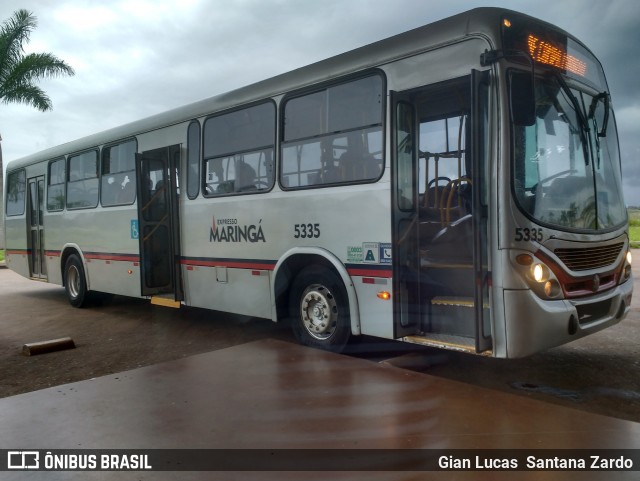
xmin=0 ymin=270 xmax=293 ymax=397
xmin=0 ymin=254 xmax=639 ymax=424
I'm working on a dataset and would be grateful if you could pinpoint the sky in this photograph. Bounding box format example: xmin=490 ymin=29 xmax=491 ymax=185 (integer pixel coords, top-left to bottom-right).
xmin=1 ymin=0 xmax=639 ymax=205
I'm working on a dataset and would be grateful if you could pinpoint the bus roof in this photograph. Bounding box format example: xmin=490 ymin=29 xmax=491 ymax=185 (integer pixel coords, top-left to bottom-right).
xmin=6 ymin=7 xmax=571 ymax=171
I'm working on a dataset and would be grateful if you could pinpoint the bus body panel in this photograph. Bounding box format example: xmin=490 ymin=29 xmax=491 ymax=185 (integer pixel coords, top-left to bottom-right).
xmin=4 ymin=215 xmax=30 ymax=278
xmin=58 ymin=209 xmax=140 ymax=294
xmin=184 ymin=263 xmax=272 ymax=319
xmin=179 ymin=178 xmax=392 ymax=332
xmin=42 ymin=210 xmax=64 ymax=286
xmin=382 ymin=37 xmax=492 ymax=92
xmin=85 ymin=254 xmax=141 ymax=298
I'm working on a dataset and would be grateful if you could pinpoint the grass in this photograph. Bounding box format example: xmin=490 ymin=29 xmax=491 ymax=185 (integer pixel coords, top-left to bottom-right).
xmin=0 ymin=250 xmax=4 ymax=262
xmin=629 ymin=208 xmax=640 ymax=248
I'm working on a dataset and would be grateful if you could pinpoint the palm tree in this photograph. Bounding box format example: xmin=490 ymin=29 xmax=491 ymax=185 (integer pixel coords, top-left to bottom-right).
xmin=0 ymin=9 xmax=74 ymax=248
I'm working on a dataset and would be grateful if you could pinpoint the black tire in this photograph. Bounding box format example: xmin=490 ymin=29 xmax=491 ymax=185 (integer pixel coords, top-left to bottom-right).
xmin=64 ymin=254 xmax=89 ymax=308
xmin=289 ymin=266 xmax=351 ymax=352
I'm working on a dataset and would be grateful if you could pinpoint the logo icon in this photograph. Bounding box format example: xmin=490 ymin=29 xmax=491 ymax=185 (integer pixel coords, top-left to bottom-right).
xmin=8 ymin=451 xmax=40 ymax=470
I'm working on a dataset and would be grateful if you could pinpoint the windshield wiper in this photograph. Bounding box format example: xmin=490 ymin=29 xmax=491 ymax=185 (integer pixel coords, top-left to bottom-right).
xmin=588 ymin=92 xmax=610 ymax=137
xmin=586 ymin=92 xmax=611 ymax=169
xmin=550 ymin=72 xmax=591 ymax=165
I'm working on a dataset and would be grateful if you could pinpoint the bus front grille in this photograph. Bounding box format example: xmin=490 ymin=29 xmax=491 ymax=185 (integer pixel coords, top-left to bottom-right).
xmin=554 ymin=243 xmax=624 ymax=271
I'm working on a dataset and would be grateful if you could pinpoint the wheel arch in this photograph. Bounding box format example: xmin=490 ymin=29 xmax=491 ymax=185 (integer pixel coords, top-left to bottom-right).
xmin=272 ymin=247 xmax=361 ymax=335
xmin=60 ymin=244 xmax=90 ymax=290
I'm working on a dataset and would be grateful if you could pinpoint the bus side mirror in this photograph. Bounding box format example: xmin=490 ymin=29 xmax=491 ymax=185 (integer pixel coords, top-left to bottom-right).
xmin=510 ymin=71 xmax=536 ymax=126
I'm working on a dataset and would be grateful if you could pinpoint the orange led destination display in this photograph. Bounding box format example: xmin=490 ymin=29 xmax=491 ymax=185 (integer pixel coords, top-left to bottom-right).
xmin=527 ymin=34 xmax=587 ymax=76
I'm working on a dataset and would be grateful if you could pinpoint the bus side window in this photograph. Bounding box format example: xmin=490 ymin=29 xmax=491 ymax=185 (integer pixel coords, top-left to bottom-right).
xmin=101 ymin=140 xmax=136 ymax=207
xmin=186 ymin=120 xmax=200 ymax=199
xmin=203 ymin=102 xmax=275 ymax=197
xmin=67 ymin=150 xmax=99 ymax=209
xmin=5 ymin=169 xmax=26 ymax=216
xmin=47 ymin=158 xmax=65 ymax=211
xmin=281 ymin=73 xmax=384 ymax=189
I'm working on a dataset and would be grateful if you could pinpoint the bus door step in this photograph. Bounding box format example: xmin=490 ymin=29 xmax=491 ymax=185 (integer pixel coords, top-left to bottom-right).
xmin=402 ymin=334 xmax=492 ymax=356
xmin=426 ymin=296 xmax=486 ymax=338
xmin=150 ymin=296 xmax=181 ymax=309
xmin=431 ymin=296 xmax=490 ymax=308
xmin=431 ymin=296 xmax=474 ymax=308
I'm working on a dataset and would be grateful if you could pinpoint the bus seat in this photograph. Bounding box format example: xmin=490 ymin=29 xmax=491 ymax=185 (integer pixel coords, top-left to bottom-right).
xmin=340 ymin=152 xmax=375 ymax=182
xmin=235 ymin=161 xmax=257 ymax=191
xmin=425 ymin=213 xmax=473 ymax=264
xmin=425 ymin=186 xmax=445 ymax=208
xmin=323 ymin=164 xmax=341 ymax=183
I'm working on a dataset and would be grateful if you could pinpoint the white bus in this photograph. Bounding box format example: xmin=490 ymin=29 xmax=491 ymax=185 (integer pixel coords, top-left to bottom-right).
xmin=3 ymin=8 xmax=633 ymax=357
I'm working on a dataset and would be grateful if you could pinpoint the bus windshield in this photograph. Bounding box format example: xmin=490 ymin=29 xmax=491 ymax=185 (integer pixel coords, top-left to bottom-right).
xmin=512 ymin=73 xmax=626 ymax=231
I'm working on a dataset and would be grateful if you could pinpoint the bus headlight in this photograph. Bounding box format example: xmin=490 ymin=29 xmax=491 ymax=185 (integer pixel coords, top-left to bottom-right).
xmin=531 ymin=263 xmax=547 ymax=283
xmin=620 ymin=249 xmax=633 ymax=283
xmin=513 ymin=251 xmax=563 ymax=300
xmin=529 ymin=261 xmax=562 ymax=299
xmin=544 ymin=279 xmax=561 ymax=297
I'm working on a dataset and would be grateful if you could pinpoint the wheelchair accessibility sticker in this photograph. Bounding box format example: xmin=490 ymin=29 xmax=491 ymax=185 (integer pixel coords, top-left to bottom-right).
xmin=131 ymin=220 xmax=139 ymax=240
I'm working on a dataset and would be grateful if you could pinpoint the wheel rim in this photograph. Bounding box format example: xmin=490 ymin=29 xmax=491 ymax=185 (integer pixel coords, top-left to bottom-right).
xmin=299 ymin=284 xmax=338 ymax=340
xmin=67 ymin=264 xmax=81 ymax=299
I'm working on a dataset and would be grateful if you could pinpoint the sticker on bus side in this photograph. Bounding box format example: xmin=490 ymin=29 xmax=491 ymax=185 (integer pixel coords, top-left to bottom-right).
xmin=347 ymin=246 xmax=363 ymax=263
xmin=348 ymin=242 xmax=392 ymax=264
xmin=380 ymin=243 xmax=392 ymax=264
xmin=362 ymin=242 xmax=380 ymax=264
xmin=131 ymin=220 xmax=139 ymax=239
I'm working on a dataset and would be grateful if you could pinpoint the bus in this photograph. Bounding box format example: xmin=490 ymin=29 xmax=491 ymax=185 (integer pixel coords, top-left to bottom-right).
xmin=3 ymin=8 xmax=633 ymax=358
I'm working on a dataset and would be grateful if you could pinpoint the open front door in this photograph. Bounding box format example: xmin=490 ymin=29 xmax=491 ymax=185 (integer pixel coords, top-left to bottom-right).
xmin=391 ymin=94 xmax=421 ymax=338
xmin=136 ymin=145 xmax=183 ymax=301
xmin=392 ymin=73 xmax=492 ymax=353
xmin=471 ymin=69 xmax=492 ymax=353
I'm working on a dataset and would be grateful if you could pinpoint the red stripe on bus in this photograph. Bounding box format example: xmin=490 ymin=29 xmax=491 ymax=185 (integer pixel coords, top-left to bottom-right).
xmin=84 ymin=253 xmax=140 ymax=262
xmin=5 ymin=249 xmax=29 ymax=255
xmin=180 ymin=258 xmax=275 ymax=271
xmin=347 ymin=267 xmax=393 ymax=278
xmin=180 ymin=258 xmax=392 ymax=278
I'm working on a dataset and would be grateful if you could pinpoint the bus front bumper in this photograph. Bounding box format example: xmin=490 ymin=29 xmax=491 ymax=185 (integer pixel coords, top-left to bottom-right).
xmin=502 ymin=277 xmax=633 ymax=358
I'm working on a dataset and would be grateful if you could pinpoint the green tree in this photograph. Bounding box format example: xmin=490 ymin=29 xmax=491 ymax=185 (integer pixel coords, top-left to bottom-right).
xmin=0 ymin=9 xmax=74 ymax=248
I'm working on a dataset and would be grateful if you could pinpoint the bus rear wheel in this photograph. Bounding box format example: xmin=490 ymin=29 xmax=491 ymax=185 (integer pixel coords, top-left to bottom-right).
xmin=64 ymin=254 xmax=89 ymax=308
xmin=289 ymin=266 xmax=351 ymax=352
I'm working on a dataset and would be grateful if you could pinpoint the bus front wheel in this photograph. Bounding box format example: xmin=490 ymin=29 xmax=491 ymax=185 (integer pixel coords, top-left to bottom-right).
xmin=289 ymin=266 xmax=351 ymax=352
xmin=64 ymin=254 xmax=89 ymax=308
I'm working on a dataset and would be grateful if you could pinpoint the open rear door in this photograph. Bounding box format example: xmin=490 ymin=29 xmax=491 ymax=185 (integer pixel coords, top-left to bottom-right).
xmin=27 ymin=176 xmax=47 ymax=280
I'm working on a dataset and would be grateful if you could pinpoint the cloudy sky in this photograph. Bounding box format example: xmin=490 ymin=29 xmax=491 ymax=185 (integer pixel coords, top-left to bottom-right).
xmin=1 ymin=0 xmax=639 ymax=205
